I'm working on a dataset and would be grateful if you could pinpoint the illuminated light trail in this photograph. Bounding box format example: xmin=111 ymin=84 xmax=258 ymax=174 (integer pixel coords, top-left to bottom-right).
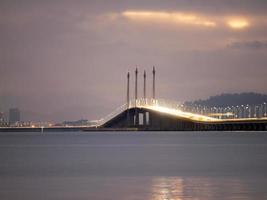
xmin=141 ymin=104 xmax=219 ymax=122
xmin=208 ymin=112 xmax=234 ymax=117
xmin=122 ymin=11 xmax=216 ymax=27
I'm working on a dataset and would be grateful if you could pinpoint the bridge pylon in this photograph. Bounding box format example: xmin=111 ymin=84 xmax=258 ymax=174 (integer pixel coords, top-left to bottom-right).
xmin=134 ymin=68 xmax=139 ymax=126
xmin=152 ymin=66 xmax=156 ymax=99
xmin=127 ymin=72 xmax=130 ymax=126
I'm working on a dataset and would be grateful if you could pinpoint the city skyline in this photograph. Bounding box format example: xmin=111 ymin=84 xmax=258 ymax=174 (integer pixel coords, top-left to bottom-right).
xmin=1 ymin=0 xmax=267 ymax=121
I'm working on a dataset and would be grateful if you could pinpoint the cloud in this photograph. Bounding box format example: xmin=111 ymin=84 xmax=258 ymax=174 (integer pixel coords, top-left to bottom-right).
xmin=226 ymin=17 xmax=250 ymax=29
xmin=228 ymin=40 xmax=267 ymax=49
xmin=121 ymin=11 xmax=216 ymax=27
xmin=113 ymin=10 xmax=255 ymax=31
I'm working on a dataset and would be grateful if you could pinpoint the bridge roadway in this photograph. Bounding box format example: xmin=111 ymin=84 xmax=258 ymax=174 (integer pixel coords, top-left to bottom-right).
xmin=99 ymin=100 xmax=267 ymax=131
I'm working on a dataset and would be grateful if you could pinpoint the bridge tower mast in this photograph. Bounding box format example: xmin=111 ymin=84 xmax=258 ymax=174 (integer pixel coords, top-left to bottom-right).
xmin=152 ymin=66 xmax=156 ymax=99
xmin=127 ymin=72 xmax=130 ymax=108
xmin=134 ymin=68 xmax=139 ymax=126
xmin=135 ymin=68 xmax=138 ymax=106
xmin=127 ymin=72 xmax=130 ymax=126
xmin=143 ymin=70 xmax=146 ymax=100
xmin=143 ymin=70 xmax=147 ymax=126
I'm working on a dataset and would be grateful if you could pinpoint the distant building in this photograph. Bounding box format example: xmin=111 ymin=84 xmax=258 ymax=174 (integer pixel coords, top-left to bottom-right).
xmin=9 ymin=108 xmax=20 ymax=124
xmin=0 ymin=111 xmax=6 ymax=126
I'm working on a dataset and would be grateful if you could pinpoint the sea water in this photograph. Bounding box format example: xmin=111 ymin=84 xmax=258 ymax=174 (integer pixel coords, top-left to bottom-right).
xmin=0 ymin=131 xmax=267 ymax=200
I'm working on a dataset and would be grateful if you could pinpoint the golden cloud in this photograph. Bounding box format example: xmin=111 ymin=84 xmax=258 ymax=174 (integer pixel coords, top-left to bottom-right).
xmin=122 ymin=11 xmax=216 ymax=27
xmin=226 ymin=18 xmax=250 ymax=29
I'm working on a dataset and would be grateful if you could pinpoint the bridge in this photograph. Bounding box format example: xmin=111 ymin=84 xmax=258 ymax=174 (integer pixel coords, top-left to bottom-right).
xmin=90 ymin=67 xmax=267 ymax=131
xmin=1 ymin=67 xmax=266 ymax=132
xmin=94 ymin=98 xmax=267 ymax=131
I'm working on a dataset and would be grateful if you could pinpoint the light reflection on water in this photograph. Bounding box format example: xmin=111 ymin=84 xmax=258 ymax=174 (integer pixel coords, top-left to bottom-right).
xmin=1 ymin=176 xmax=265 ymax=200
xmin=149 ymin=177 xmax=263 ymax=200
xmin=150 ymin=177 xmax=183 ymax=200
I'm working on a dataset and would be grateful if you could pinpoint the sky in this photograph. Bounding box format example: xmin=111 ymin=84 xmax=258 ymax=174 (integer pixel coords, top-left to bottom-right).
xmin=1 ymin=0 xmax=267 ymax=122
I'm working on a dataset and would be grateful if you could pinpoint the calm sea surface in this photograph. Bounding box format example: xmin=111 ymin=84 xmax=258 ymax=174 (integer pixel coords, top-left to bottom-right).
xmin=0 ymin=131 xmax=267 ymax=200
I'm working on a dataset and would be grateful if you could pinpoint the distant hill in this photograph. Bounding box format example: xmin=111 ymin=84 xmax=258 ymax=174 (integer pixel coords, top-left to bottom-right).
xmin=186 ymin=92 xmax=267 ymax=107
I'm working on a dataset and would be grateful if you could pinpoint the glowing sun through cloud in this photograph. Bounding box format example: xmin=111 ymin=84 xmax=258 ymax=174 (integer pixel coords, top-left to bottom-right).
xmin=226 ymin=18 xmax=250 ymax=29
xmin=122 ymin=11 xmax=216 ymax=27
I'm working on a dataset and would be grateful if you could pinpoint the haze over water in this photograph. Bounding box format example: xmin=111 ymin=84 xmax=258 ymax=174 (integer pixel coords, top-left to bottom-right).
xmin=0 ymin=131 xmax=267 ymax=200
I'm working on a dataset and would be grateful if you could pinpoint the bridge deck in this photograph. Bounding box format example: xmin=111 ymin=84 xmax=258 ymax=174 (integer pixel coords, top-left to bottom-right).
xmin=100 ymin=102 xmax=267 ymax=131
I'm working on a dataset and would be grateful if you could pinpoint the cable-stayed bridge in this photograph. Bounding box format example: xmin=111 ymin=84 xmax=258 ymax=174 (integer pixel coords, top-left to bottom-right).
xmin=90 ymin=67 xmax=267 ymax=131
xmin=94 ymin=98 xmax=267 ymax=131
xmin=2 ymin=67 xmax=266 ymax=132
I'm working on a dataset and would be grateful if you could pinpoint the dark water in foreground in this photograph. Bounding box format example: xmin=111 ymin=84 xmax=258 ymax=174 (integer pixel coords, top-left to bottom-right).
xmin=0 ymin=131 xmax=267 ymax=200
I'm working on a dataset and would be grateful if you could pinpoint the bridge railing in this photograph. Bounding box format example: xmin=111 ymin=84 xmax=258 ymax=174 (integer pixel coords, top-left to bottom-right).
xmin=96 ymin=103 xmax=128 ymax=127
